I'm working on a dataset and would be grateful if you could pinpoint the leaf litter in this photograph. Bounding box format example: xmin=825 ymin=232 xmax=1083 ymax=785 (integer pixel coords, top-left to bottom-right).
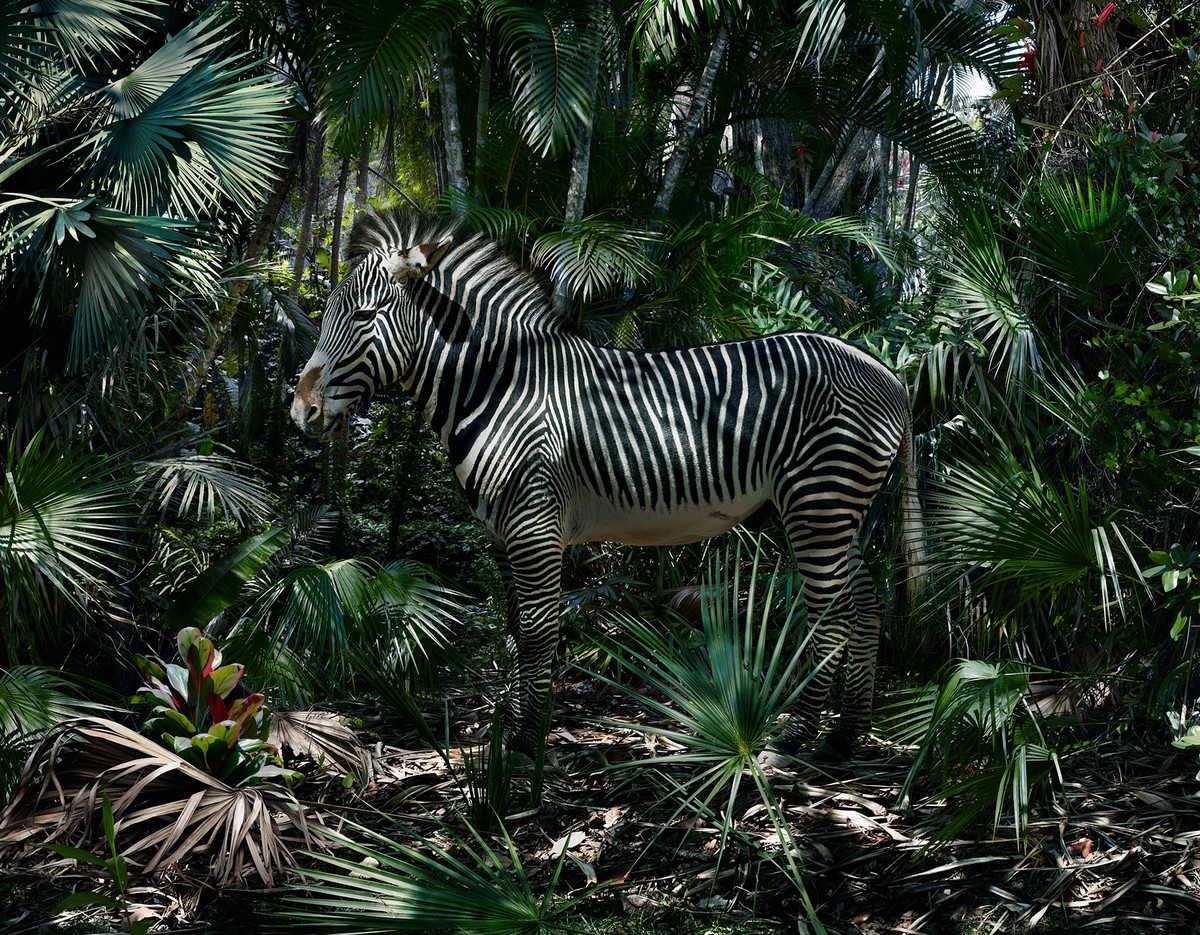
xmin=1 ymin=680 xmax=1198 ymax=933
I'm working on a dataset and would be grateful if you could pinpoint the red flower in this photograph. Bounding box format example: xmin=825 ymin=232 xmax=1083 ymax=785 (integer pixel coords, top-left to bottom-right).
xmin=1095 ymin=2 xmax=1115 ymax=25
xmin=1127 ymin=102 xmax=1136 ymax=114
xmin=1103 ymin=83 xmax=1111 ymax=98
xmin=1094 ymin=57 xmax=1103 ymax=73
xmin=1151 ymin=130 xmax=1160 ymax=142
xmin=1019 ymin=46 xmax=1036 ymax=73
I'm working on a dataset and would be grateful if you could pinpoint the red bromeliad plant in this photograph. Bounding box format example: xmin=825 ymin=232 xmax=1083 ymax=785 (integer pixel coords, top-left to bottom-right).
xmin=132 ymin=628 xmax=297 ymax=787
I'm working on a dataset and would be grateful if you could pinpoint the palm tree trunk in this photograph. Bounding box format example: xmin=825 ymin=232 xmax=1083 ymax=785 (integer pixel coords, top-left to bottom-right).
xmin=474 ymin=49 xmax=492 ymax=181
xmin=652 ymin=24 xmax=729 ymax=217
xmin=291 ymin=122 xmax=325 ymax=299
xmin=438 ymin=32 xmax=467 ymax=193
xmin=330 ymin=156 xmax=350 ymax=287
xmin=803 ymin=125 xmax=875 ymax=219
xmin=354 ymin=132 xmax=371 ymax=215
xmin=553 ymin=2 xmax=602 ymax=321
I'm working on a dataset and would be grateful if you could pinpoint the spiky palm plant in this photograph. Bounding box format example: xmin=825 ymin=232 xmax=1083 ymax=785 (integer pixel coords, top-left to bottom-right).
xmin=0 ymin=667 xmax=100 ymax=803
xmin=883 ymin=658 xmax=1063 ymax=849
xmin=281 ymin=816 xmax=593 ymax=934
xmin=586 ymin=539 xmax=825 ymax=925
xmin=1 ymin=0 xmax=292 ymax=371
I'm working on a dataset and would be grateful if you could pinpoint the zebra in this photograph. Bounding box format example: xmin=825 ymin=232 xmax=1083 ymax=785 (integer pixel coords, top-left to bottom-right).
xmin=290 ymin=209 xmax=926 ymax=761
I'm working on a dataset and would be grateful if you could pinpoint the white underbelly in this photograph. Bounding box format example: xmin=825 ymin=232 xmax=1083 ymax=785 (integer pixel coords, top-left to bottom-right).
xmin=566 ymin=488 xmax=770 ymax=546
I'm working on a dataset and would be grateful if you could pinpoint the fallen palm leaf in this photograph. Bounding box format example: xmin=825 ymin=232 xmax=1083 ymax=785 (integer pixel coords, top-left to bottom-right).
xmin=0 ymin=717 xmax=317 ymax=885
xmin=271 ymin=709 xmax=373 ymax=782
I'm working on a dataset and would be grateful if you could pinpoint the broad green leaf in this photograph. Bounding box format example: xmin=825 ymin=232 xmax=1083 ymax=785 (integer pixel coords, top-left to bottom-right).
xmin=162 ymin=527 xmax=288 ymax=631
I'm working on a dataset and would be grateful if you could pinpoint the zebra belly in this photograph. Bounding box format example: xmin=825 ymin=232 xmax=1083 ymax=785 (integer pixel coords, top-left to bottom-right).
xmin=566 ymin=488 xmax=770 ymax=546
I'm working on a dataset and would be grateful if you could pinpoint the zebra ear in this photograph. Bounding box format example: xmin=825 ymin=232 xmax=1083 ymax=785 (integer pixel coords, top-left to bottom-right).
xmin=420 ymin=237 xmax=453 ymax=269
xmin=382 ymin=237 xmax=453 ymax=282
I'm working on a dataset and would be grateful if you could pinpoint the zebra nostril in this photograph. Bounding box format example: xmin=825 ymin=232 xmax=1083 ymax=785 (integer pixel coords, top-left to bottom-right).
xmin=305 ymin=404 xmax=320 ymax=423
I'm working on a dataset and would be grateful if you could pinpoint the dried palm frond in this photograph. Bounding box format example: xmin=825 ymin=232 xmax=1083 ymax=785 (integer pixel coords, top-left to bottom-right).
xmin=0 ymin=717 xmax=318 ymax=886
xmin=271 ymin=710 xmax=373 ymax=783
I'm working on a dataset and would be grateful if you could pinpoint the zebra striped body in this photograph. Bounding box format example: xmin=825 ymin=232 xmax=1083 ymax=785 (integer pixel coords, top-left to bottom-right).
xmin=291 ymin=210 xmax=923 ymax=759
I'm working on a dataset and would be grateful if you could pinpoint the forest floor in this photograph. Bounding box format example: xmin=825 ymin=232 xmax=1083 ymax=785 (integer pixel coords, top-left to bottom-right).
xmin=3 ymin=679 xmax=1200 ymax=935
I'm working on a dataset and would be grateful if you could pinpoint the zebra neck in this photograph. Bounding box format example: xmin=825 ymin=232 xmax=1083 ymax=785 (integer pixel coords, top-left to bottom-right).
xmin=401 ymin=318 xmax=547 ymax=465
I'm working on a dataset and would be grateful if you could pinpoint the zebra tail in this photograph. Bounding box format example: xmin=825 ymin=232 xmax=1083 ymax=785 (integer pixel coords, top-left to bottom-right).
xmin=898 ymin=422 xmax=929 ymax=605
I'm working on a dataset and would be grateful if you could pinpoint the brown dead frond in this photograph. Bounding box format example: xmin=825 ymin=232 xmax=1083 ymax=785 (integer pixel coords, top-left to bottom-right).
xmin=271 ymin=709 xmax=373 ymax=782
xmin=0 ymin=717 xmax=318 ymax=886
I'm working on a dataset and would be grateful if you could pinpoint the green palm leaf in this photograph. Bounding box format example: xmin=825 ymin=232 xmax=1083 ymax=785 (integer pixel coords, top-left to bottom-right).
xmin=316 ymin=0 xmax=458 ymax=146
xmin=27 ymin=0 xmax=145 ymax=72
xmin=135 ymin=453 xmax=274 ymax=525
xmin=532 ymin=217 xmax=660 ymax=301
xmin=484 ymin=0 xmax=599 ymax=156
xmin=1020 ymin=172 xmax=1134 ymax=298
xmin=282 ymin=817 xmax=591 ymax=933
xmin=928 ymin=430 xmax=1136 ymax=622
xmin=161 ymin=528 xmax=289 ymax=632
xmin=934 ymin=206 xmax=1039 ymax=388
xmin=87 ymin=15 xmax=291 ymax=217
xmin=0 ymin=429 xmax=131 ymax=598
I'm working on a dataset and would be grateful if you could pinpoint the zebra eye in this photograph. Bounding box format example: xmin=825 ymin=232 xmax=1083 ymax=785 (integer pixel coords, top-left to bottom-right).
xmin=352 ymin=307 xmax=377 ymax=324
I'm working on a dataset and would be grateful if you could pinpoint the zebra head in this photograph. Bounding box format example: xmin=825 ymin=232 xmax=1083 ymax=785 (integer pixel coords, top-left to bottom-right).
xmin=290 ymin=237 xmax=453 ymax=438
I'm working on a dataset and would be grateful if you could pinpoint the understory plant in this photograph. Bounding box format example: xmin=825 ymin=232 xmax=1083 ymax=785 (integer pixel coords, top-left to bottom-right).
xmin=587 ymin=538 xmax=824 ymax=928
xmin=885 ymin=658 xmax=1064 ymax=848
xmin=133 ymin=627 xmax=296 ymax=786
xmin=280 ymin=816 xmax=592 ymax=934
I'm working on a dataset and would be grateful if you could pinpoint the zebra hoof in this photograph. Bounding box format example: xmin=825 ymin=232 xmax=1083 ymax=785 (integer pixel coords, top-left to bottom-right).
xmin=811 ymin=734 xmax=855 ymax=764
xmin=758 ymin=735 xmax=808 ymax=769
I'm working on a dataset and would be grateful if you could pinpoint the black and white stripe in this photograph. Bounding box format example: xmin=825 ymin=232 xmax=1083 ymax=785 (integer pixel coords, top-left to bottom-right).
xmin=292 ymin=210 xmax=925 ymax=758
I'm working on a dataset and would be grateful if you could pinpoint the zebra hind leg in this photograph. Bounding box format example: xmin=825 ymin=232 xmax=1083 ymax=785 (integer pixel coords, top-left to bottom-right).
xmin=768 ymin=546 xmax=859 ymax=760
xmin=820 ymin=542 xmax=884 ymax=760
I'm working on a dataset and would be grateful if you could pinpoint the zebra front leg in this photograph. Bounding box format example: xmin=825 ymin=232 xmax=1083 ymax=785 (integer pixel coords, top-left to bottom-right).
xmin=503 ymin=539 xmax=564 ymax=759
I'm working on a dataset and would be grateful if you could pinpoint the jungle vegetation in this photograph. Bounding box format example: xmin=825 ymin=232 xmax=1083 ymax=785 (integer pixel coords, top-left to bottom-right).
xmin=1 ymin=0 xmax=1198 ymax=932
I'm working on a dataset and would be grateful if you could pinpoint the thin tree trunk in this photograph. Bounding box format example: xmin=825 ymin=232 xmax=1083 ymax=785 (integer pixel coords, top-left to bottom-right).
xmin=354 ymin=131 xmax=371 ymax=215
xmin=803 ymin=125 xmax=875 ymax=219
xmin=652 ymin=24 xmax=729 ymax=218
xmin=553 ymin=3 xmax=602 ymax=321
xmin=330 ymin=156 xmax=350 ymax=286
xmin=438 ymin=31 xmax=467 ymax=193
xmin=902 ymin=156 xmax=920 ymax=235
xmin=173 ymin=129 xmax=304 ymax=425
xmin=291 ymin=122 xmax=325 ymax=299
xmin=474 ymin=49 xmax=492 ymax=182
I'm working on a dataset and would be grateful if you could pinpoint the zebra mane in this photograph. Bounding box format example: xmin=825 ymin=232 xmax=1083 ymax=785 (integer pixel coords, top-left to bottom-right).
xmin=347 ymin=209 xmax=566 ymax=333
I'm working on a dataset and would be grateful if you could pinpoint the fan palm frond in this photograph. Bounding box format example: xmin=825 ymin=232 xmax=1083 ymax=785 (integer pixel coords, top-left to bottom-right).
xmin=883 ymin=658 xmax=1061 ymax=847
xmin=0 ymin=431 xmax=132 ymax=652
xmin=934 ymin=206 xmax=1039 ymax=388
xmin=928 ymin=428 xmax=1137 ymax=624
xmin=586 ymin=539 xmax=822 ymax=919
xmin=135 ymin=452 xmax=275 ymax=525
xmin=0 ymin=717 xmax=315 ymax=885
xmin=1020 ymin=172 xmax=1135 ymax=300
xmin=281 ymin=817 xmax=590 ymax=934
xmin=0 ymin=667 xmax=102 ymax=800
xmin=28 ymin=0 xmax=145 ymax=73
xmin=88 ymin=14 xmax=291 ymax=217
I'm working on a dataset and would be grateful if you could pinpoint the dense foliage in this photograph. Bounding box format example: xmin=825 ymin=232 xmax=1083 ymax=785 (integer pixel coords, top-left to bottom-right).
xmin=1 ymin=0 xmax=1199 ymax=930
